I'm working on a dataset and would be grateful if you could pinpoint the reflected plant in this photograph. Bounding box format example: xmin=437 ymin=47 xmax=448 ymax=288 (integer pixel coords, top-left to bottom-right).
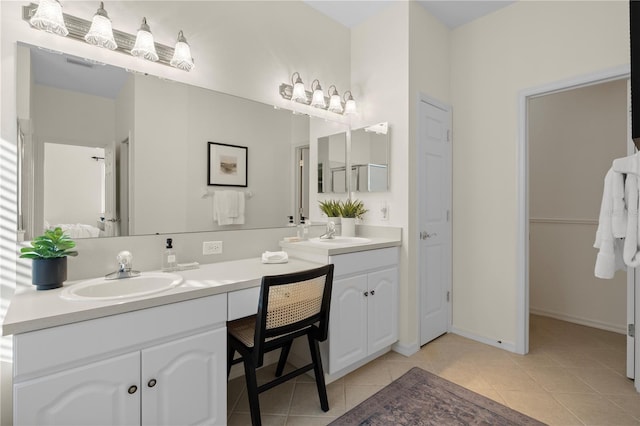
xmin=318 ymin=200 xmax=342 ymax=217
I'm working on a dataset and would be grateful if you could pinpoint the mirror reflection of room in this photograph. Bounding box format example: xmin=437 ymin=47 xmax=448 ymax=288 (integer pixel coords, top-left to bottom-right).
xmin=351 ymin=125 xmax=389 ymax=192
xmin=317 ymin=132 xmax=347 ymax=193
xmin=18 ymin=44 xmax=309 ymax=239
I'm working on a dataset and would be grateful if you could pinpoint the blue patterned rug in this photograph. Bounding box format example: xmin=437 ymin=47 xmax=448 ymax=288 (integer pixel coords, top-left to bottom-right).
xmin=330 ymin=367 xmax=546 ymax=425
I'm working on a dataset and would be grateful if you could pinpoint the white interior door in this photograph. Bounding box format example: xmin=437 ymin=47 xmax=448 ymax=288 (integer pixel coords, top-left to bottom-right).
xmin=418 ymin=97 xmax=452 ymax=346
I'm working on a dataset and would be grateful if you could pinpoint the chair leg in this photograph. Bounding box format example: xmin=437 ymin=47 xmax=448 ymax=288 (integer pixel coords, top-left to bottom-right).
xmin=275 ymin=341 xmax=292 ymax=377
xmin=307 ymin=334 xmax=329 ymax=412
xmin=243 ymin=357 xmax=262 ymax=426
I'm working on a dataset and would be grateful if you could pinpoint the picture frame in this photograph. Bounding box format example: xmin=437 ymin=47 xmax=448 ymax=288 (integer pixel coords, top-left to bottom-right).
xmin=207 ymin=142 xmax=248 ymax=187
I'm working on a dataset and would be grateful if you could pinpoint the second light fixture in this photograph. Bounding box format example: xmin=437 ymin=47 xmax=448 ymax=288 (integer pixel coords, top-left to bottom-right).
xmin=282 ymin=72 xmax=357 ymax=116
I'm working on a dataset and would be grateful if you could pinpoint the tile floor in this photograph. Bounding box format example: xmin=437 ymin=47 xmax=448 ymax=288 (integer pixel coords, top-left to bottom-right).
xmin=227 ymin=315 xmax=640 ymax=425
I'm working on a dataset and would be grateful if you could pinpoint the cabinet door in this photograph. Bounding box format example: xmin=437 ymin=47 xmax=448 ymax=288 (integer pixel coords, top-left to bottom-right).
xmin=14 ymin=352 xmax=139 ymax=426
xmin=367 ymin=267 xmax=398 ymax=354
xmin=329 ymin=274 xmax=368 ymax=373
xmin=141 ymin=328 xmax=226 ymax=426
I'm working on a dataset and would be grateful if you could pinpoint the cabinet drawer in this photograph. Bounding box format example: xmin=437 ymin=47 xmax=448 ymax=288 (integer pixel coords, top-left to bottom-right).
xmin=228 ymin=286 xmax=260 ymax=320
xmin=329 ymin=247 xmax=399 ymax=277
xmin=14 ymin=294 xmax=226 ymax=380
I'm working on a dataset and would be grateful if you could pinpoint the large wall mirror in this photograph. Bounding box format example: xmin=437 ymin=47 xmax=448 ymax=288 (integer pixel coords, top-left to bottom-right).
xmin=17 ymin=43 xmax=310 ymax=239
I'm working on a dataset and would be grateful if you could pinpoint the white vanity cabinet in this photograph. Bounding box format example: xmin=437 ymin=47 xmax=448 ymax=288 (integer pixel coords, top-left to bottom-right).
xmin=327 ymin=247 xmax=399 ymax=375
xmin=13 ymin=294 xmax=227 ymax=426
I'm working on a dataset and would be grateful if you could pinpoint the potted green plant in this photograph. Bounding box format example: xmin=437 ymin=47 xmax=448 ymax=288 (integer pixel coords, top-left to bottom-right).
xmin=340 ymin=199 xmax=368 ymax=237
xmin=20 ymin=227 xmax=78 ymax=290
xmin=318 ymin=200 xmax=343 ymax=223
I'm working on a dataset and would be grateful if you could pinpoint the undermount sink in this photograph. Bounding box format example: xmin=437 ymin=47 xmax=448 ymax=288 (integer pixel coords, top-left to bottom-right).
xmin=61 ymin=272 xmax=183 ymax=301
xmin=309 ymin=236 xmax=372 ymax=244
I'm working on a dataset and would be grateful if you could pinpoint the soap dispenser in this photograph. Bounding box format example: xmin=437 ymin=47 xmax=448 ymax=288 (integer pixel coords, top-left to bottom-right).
xmin=298 ymin=216 xmax=310 ymax=240
xmin=162 ymin=238 xmax=177 ymax=272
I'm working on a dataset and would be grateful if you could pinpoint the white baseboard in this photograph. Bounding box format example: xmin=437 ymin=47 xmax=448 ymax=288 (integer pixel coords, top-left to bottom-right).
xmin=530 ymin=307 xmax=626 ymax=334
xmin=391 ymin=341 xmax=419 ymax=357
xmin=449 ymin=327 xmax=517 ymax=353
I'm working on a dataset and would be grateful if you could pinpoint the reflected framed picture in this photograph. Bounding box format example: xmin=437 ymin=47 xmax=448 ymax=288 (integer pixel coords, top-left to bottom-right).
xmin=207 ymin=142 xmax=248 ymax=187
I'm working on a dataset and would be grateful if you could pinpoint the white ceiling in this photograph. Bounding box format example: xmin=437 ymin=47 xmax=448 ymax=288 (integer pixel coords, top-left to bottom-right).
xmin=304 ymin=0 xmax=515 ymax=29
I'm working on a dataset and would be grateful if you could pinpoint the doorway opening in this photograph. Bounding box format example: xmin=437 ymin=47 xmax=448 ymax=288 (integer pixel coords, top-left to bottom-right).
xmin=517 ymin=66 xmax=632 ymax=381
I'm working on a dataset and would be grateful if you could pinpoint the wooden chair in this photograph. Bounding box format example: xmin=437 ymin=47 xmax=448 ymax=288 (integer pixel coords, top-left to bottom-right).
xmin=227 ymin=264 xmax=334 ymax=426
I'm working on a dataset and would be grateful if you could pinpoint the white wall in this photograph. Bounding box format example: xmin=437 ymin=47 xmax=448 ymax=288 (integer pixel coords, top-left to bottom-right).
xmin=529 ymin=79 xmax=628 ymax=333
xmin=450 ymin=1 xmax=629 ymax=347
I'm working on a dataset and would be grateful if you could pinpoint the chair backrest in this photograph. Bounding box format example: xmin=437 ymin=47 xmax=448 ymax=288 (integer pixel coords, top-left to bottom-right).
xmin=253 ymin=264 xmax=334 ymax=362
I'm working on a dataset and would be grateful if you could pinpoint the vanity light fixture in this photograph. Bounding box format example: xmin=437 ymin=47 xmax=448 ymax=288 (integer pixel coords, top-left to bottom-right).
xmin=290 ymin=72 xmax=307 ymax=103
xmin=131 ymin=17 xmax=158 ymax=62
xmin=29 ymin=0 xmax=68 ymax=36
xmin=84 ymin=2 xmax=117 ymax=50
xmin=23 ymin=4 xmax=194 ymax=71
xmin=327 ymin=85 xmax=343 ymax=113
xmin=310 ymin=79 xmax=326 ymax=108
xmin=278 ymin=74 xmax=357 ymax=116
xmin=170 ymin=30 xmax=194 ymax=71
xmin=343 ymin=90 xmax=357 ymax=115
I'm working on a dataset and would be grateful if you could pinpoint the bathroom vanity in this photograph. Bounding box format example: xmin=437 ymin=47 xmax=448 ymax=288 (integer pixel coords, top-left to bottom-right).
xmin=4 ymin=235 xmax=400 ymax=425
xmin=280 ymin=238 xmax=400 ymax=380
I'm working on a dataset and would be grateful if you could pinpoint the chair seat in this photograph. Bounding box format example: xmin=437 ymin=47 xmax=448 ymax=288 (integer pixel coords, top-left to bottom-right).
xmin=228 ymin=315 xmax=309 ymax=348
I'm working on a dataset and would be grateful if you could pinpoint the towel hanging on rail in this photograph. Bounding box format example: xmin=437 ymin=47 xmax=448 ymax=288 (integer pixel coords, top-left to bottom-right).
xmin=213 ymin=190 xmax=245 ymax=226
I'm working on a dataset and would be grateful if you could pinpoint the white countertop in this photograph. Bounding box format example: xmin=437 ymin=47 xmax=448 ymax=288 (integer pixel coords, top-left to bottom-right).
xmin=3 ymin=257 xmax=322 ymax=336
xmin=279 ymin=236 xmax=401 ymax=255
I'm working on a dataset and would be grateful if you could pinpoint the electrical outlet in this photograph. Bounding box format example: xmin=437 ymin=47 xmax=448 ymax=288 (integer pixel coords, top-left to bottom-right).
xmin=203 ymin=241 xmax=223 ymax=255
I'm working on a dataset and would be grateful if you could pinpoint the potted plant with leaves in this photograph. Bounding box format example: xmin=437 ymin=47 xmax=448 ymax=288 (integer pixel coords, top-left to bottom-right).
xmin=20 ymin=227 xmax=78 ymax=290
xmin=340 ymin=199 xmax=368 ymax=237
xmin=318 ymin=199 xmax=343 ymax=223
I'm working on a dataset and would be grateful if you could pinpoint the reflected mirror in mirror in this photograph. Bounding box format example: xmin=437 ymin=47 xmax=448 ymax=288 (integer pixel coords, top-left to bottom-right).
xmin=317 ymin=132 xmax=347 ymax=194
xmin=350 ymin=123 xmax=390 ymax=192
xmin=17 ymin=43 xmax=310 ymax=239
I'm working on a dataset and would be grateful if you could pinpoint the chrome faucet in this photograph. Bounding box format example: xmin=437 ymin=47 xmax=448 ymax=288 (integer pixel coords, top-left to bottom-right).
xmin=319 ymin=221 xmax=336 ymax=239
xmin=105 ymin=250 xmax=141 ymax=280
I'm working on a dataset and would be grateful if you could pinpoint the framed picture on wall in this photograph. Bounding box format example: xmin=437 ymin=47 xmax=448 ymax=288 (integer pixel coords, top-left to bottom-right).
xmin=207 ymin=142 xmax=248 ymax=187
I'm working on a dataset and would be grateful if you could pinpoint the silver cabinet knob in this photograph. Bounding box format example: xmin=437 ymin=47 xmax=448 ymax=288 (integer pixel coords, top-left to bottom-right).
xmin=128 ymin=385 xmax=137 ymax=394
xmin=148 ymin=379 xmax=157 ymax=388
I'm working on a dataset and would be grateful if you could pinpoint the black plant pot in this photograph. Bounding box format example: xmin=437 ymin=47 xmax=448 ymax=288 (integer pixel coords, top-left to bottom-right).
xmin=32 ymin=257 xmax=67 ymax=291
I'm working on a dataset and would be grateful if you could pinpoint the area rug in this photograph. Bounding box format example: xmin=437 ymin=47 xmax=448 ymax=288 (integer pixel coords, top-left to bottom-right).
xmin=330 ymin=367 xmax=546 ymax=425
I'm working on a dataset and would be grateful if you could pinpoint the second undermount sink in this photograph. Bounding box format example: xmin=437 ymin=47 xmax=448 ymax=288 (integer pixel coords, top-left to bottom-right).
xmin=61 ymin=272 xmax=183 ymax=301
xmin=309 ymin=236 xmax=372 ymax=244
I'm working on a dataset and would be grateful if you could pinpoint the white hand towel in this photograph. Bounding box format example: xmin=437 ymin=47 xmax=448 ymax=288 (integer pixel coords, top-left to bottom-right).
xmin=261 ymin=251 xmax=288 ymax=264
xmin=213 ymin=190 xmax=242 ymax=226
xmin=232 ymin=191 xmax=245 ymax=225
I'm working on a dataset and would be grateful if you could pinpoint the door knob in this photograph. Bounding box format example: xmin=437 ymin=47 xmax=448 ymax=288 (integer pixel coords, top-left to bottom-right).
xmin=420 ymin=231 xmax=438 ymax=240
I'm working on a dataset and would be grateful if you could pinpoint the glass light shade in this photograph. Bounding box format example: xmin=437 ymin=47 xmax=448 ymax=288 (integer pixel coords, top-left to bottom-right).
xmin=344 ymin=98 xmax=357 ymax=115
xmin=311 ymin=89 xmax=326 ymax=108
xmin=328 ymin=93 xmax=343 ymax=113
xmin=170 ymin=31 xmax=194 ymax=71
xmin=291 ymin=81 xmax=307 ymax=102
xmin=131 ymin=18 xmax=158 ymax=62
xmin=84 ymin=4 xmax=117 ymax=50
xmin=30 ymin=0 xmax=68 ymax=37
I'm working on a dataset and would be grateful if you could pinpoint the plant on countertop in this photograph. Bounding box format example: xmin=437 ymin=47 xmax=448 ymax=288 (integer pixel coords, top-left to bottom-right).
xmin=340 ymin=199 xmax=368 ymax=219
xmin=20 ymin=227 xmax=78 ymax=259
xmin=318 ymin=199 xmax=343 ymax=218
